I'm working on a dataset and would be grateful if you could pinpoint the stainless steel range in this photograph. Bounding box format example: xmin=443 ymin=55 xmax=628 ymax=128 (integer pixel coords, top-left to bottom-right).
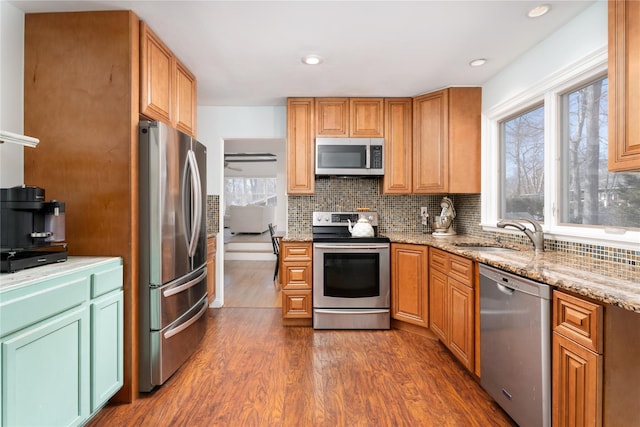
xmin=312 ymin=211 xmax=390 ymax=330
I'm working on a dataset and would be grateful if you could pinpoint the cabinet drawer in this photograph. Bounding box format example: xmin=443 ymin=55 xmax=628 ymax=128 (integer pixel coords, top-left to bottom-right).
xmin=429 ymin=247 xmax=448 ymax=271
xmin=447 ymin=253 xmax=474 ymax=286
xmin=281 ymin=242 xmax=312 ymax=261
xmin=553 ymin=291 xmax=603 ymax=353
xmin=91 ymin=265 xmax=124 ymax=299
xmin=1 ymin=274 xmax=89 ymax=338
xmin=282 ymin=289 xmax=312 ymax=318
xmin=282 ymin=262 xmax=312 ymax=290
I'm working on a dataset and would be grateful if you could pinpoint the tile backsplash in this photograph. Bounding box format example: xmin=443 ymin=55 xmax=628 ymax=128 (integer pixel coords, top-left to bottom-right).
xmin=286 ymin=177 xmax=638 ymax=266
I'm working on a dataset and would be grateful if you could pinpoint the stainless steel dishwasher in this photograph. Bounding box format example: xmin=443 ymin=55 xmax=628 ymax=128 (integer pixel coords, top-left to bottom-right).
xmin=479 ymin=264 xmax=552 ymax=427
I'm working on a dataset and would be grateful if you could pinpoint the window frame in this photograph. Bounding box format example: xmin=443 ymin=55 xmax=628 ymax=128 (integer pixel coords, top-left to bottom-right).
xmin=482 ymin=47 xmax=639 ymax=249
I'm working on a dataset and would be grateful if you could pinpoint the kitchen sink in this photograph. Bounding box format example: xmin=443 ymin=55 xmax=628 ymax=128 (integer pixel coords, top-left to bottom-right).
xmin=453 ymin=244 xmax=519 ymax=252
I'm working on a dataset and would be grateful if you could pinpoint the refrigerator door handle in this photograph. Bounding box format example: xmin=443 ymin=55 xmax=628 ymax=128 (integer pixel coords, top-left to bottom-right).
xmin=162 ymin=269 xmax=207 ymax=298
xmin=185 ymin=149 xmax=203 ymax=258
xmin=163 ymin=298 xmax=208 ymax=339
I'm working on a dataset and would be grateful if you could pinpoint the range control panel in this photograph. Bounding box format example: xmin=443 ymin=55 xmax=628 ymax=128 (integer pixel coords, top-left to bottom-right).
xmin=313 ymin=211 xmax=378 ymax=227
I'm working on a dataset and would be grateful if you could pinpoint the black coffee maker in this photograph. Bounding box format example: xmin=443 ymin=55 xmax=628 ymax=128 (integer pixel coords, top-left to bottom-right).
xmin=1 ymin=185 xmax=68 ymax=273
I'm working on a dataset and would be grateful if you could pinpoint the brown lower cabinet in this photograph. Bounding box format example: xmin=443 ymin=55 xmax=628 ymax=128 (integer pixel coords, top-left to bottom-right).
xmin=281 ymin=241 xmax=313 ymax=323
xmin=429 ymin=247 xmax=475 ymax=371
xmin=391 ymin=244 xmax=429 ymax=328
xmin=207 ymin=236 xmax=217 ymax=305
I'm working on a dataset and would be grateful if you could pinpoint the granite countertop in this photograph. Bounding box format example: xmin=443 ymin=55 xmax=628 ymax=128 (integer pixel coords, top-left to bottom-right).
xmin=284 ymin=231 xmax=640 ymax=313
xmin=0 ymin=256 xmax=120 ymax=293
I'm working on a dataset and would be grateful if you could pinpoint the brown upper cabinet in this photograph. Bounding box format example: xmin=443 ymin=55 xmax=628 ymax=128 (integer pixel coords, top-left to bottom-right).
xmin=608 ymin=0 xmax=640 ymax=171
xmin=140 ymin=22 xmax=197 ymax=137
xmin=286 ymin=98 xmax=315 ymax=194
xmin=413 ymin=87 xmax=481 ymax=194
xmin=316 ymin=98 xmax=384 ymax=137
xmin=381 ymin=98 xmax=413 ymax=194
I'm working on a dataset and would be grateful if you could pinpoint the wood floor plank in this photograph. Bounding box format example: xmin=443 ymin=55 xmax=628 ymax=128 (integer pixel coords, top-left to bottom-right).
xmin=87 ymin=307 xmax=516 ymax=426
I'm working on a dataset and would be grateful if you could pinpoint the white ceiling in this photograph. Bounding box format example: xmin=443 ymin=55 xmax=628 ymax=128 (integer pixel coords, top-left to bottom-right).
xmin=9 ymin=0 xmax=596 ymax=106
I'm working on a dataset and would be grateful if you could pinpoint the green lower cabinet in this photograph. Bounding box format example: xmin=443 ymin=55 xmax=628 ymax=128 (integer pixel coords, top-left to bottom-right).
xmin=0 ymin=257 xmax=123 ymax=427
xmin=2 ymin=306 xmax=90 ymax=426
xmin=90 ymin=290 xmax=124 ymax=412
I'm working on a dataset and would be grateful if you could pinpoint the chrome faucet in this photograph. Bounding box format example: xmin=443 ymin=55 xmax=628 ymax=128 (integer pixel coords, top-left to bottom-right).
xmin=497 ymin=218 xmax=545 ymax=252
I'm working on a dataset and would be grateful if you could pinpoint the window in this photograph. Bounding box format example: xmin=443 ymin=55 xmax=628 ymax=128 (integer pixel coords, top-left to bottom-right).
xmin=484 ymin=52 xmax=639 ymax=247
xmin=560 ymin=77 xmax=640 ymax=228
xmin=224 ymin=177 xmax=276 ymax=212
xmin=501 ymin=105 xmax=545 ymax=221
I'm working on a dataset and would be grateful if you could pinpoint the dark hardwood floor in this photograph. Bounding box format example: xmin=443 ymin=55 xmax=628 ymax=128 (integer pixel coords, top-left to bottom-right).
xmin=88 ymin=308 xmax=516 ymax=426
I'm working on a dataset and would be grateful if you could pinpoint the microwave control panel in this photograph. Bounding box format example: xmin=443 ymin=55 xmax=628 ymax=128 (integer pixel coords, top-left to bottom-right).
xmin=370 ymin=145 xmax=383 ymax=169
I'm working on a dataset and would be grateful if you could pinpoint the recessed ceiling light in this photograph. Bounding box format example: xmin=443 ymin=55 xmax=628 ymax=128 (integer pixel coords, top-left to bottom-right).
xmin=528 ymin=4 xmax=551 ymax=18
xmin=301 ymin=54 xmax=323 ymax=65
xmin=469 ymin=58 xmax=487 ymax=67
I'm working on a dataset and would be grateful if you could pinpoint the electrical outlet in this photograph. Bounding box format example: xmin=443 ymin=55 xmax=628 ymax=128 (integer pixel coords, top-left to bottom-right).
xmin=421 ymin=207 xmax=429 ymax=225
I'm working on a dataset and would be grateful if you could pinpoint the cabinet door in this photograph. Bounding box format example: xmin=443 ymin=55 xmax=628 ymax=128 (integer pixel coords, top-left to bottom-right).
xmin=2 ymin=307 xmax=89 ymax=427
xmin=608 ymin=0 xmax=640 ymax=171
xmin=350 ymin=98 xmax=384 ymax=137
xmin=91 ymin=291 xmax=124 ymax=412
xmin=175 ymin=58 xmax=197 ymax=136
xmin=207 ymin=236 xmax=217 ymax=305
xmin=316 ymin=98 xmax=349 ymax=136
xmin=413 ymin=90 xmax=448 ymax=193
xmin=447 ymin=278 xmax=474 ymax=370
xmin=282 ymin=290 xmax=312 ymax=318
xmin=429 ymin=268 xmax=447 ymax=341
xmin=447 ymin=87 xmax=482 ymax=193
xmin=382 ymin=98 xmax=412 ymax=194
xmin=391 ymin=244 xmax=429 ymax=327
xmin=286 ymin=98 xmax=315 ymax=194
xmin=552 ymin=332 xmax=602 ymax=427
xmin=140 ymin=21 xmax=173 ymax=124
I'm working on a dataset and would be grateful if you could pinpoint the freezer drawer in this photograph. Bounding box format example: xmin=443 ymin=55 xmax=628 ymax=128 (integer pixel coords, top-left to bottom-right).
xmin=150 ymin=267 xmax=207 ymax=330
xmin=150 ymin=294 xmax=208 ymax=388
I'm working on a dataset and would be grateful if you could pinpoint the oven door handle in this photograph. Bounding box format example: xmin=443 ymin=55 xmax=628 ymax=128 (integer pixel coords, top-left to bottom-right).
xmin=313 ymin=244 xmax=389 ymax=250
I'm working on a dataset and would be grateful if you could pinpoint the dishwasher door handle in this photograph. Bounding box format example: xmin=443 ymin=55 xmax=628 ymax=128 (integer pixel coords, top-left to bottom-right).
xmin=497 ymin=283 xmax=515 ymax=295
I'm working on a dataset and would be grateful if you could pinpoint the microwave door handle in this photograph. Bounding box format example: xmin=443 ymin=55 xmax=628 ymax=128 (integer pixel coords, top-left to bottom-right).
xmin=365 ymin=144 xmax=370 ymax=169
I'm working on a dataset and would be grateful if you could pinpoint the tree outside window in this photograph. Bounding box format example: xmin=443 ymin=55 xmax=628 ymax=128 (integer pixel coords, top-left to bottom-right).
xmin=500 ymin=105 xmax=545 ymax=221
xmin=561 ymin=77 xmax=640 ymax=228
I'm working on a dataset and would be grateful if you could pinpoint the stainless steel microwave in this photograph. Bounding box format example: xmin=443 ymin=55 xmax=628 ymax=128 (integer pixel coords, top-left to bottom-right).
xmin=315 ymin=137 xmax=385 ymax=176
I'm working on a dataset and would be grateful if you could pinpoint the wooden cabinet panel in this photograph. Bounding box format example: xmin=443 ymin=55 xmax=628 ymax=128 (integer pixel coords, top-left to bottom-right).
xmin=448 ymin=278 xmax=474 ymax=369
xmin=609 ymin=0 xmax=640 ymax=171
xmin=429 ymin=268 xmax=447 ymax=341
xmin=382 ymin=98 xmax=413 ymax=194
xmin=282 ymin=262 xmax=312 ymax=290
xmin=24 ymin=11 xmax=139 ymax=402
xmin=412 ymin=87 xmax=481 ymax=193
xmin=553 ymin=291 xmax=603 ymax=353
xmin=447 ymin=253 xmax=474 ymax=286
xmin=286 ymin=98 xmax=315 ymax=194
xmin=350 ymin=98 xmax=384 ymax=137
xmin=391 ymin=244 xmax=429 ymax=327
xmin=429 ymin=247 xmax=475 ymax=372
xmin=175 ymin=59 xmax=197 ymax=136
xmin=282 ymin=290 xmax=312 ymax=319
xmin=552 ymin=332 xmax=602 ymax=427
xmin=316 ymin=98 xmax=349 ymax=136
xmin=281 ymin=241 xmax=313 ymax=319
xmin=140 ymin=21 xmax=173 ymax=124
xmin=207 ymin=236 xmax=217 ymax=305
xmin=413 ymin=90 xmax=448 ymax=193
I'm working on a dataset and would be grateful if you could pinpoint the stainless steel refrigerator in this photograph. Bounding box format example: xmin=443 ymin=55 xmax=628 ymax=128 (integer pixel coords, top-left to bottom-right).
xmin=138 ymin=120 xmax=208 ymax=392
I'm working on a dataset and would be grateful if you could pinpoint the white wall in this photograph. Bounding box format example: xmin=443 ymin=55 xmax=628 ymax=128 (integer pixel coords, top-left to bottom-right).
xmin=197 ymin=106 xmax=286 ymax=194
xmin=482 ymin=1 xmax=607 ymax=111
xmin=0 ymin=1 xmax=25 ymax=188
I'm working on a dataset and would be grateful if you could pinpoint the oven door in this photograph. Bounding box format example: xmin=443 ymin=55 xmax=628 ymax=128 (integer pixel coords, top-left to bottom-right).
xmin=313 ymin=243 xmax=390 ymax=309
